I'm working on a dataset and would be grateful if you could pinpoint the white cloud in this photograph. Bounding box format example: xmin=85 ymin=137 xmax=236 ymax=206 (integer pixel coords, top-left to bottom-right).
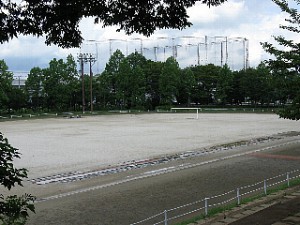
xmin=187 ymin=0 xmax=245 ymax=25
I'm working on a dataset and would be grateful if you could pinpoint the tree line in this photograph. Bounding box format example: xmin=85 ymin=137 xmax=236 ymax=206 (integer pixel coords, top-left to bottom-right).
xmin=0 ymin=50 xmax=297 ymax=114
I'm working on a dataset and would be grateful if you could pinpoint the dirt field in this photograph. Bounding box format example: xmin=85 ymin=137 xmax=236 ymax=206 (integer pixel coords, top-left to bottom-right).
xmin=1 ymin=113 xmax=300 ymax=178
xmin=1 ymin=113 xmax=300 ymax=225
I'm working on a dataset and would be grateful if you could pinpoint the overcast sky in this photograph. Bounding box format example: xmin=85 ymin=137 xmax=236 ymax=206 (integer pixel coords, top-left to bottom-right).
xmin=1 ymin=0 xmax=298 ymax=76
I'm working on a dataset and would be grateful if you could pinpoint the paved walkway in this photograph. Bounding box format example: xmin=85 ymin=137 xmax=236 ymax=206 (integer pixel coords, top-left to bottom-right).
xmin=197 ymin=186 xmax=300 ymax=225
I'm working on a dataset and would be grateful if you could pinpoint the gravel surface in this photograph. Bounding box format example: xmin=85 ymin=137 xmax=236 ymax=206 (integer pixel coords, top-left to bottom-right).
xmin=1 ymin=113 xmax=299 ymax=179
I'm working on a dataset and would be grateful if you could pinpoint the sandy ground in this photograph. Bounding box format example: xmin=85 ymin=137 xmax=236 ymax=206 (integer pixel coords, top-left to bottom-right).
xmin=1 ymin=113 xmax=300 ymax=225
xmin=1 ymin=113 xmax=300 ymax=179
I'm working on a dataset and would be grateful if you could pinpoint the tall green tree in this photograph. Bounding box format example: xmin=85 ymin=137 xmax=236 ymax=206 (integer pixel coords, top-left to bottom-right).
xmin=6 ymin=88 xmax=27 ymax=111
xmin=228 ymin=71 xmax=244 ymax=105
xmin=25 ymin=67 xmax=44 ymax=109
xmin=255 ymin=62 xmax=274 ymax=105
xmin=0 ymin=60 xmax=13 ymax=111
xmin=98 ymin=50 xmax=126 ymax=108
xmin=191 ymin=64 xmax=221 ymax=105
xmin=215 ymin=64 xmax=233 ymax=105
xmin=116 ymin=58 xmax=132 ymax=108
xmin=107 ymin=51 xmax=147 ymax=109
xmin=125 ymin=52 xmax=147 ymax=108
xmin=43 ymin=55 xmax=79 ymax=111
xmin=143 ymin=60 xmax=164 ymax=110
xmin=177 ymin=68 xmax=196 ymax=106
xmin=239 ymin=67 xmax=267 ymax=106
xmin=96 ymin=71 xmax=113 ymax=109
xmin=262 ymin=0 xmax=300 ymax=120
xmin=159 ymin=57 xmax=180 ymax=105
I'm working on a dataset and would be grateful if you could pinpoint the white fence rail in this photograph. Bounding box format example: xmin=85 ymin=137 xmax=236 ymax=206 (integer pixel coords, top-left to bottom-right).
xmin=130 ymin=169 xmax=300 ymax=225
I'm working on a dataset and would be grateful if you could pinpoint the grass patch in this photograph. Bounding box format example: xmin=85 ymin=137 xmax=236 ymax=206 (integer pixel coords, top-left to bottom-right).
xmin=175 ymin=215 xmax=205 ymax=225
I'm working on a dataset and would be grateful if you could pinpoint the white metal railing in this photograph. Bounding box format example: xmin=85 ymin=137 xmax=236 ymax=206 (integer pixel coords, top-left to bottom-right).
xmin=130 ymin=169 xmax=300 ymax=225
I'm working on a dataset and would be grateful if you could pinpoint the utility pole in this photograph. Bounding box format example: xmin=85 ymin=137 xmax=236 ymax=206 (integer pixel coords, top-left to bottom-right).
xmin=77 ymin=53 xmax=86 ymax=114
xmin=77 ymin=53 xmax=97 ymax=113
xmin=87 ymin=54 xmax=96 ymax=112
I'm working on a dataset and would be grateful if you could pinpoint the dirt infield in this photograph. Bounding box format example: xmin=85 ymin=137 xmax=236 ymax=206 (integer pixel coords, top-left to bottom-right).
xmin=1 ymin=113 xmax=300 ymax=179
xmin=0 ymin=113 xmax=300 ymax=225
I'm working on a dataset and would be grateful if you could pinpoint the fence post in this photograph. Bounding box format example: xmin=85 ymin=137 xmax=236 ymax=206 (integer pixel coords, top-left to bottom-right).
xmin=164 ymin=210 xmax=168 ymax=225
xmin=287 ymin=172 xmax=290 ymax=187
xmin=237 ymin=188 xmax=241 ymax=205
xmin=264 ymin=180 xmax=267 ymax=195
xmin=205 ymin=198 xmax=209 ymax=216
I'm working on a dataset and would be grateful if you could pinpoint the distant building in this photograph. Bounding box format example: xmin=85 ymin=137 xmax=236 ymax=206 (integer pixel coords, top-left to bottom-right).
xmin=12 ymin=77 xmax=26 ymax=89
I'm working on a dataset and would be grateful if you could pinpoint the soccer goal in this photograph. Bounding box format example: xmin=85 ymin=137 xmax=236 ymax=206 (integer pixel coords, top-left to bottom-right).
xmin=171 ymin=108 xmax=202 ymax=119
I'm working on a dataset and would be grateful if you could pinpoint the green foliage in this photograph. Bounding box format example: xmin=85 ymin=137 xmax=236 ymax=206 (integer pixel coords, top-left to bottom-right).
xmin=190 ymin=64 xmax=221 ymax=104
xmin=25 ymin=67 xmax=44 ymax=109
xmin=240 ymin=68 xmax=265 ymax=105
xmin=0 ymin=194 xmax=36 ymax=225
xmin=98 ymin=51 xmax=148 ymax=109
xmin=159 ymin=57 xmax=180 ymax=105
xmin=24 ymin=54 xmax=79 ymax=111
xmin=43 ymin=55 xmax=79 ymax=110
xmin=177 ymin=68 xmax=196 ymax=106
xmin=216 ymin=64 xmax=233 ymax=104
xmin=6 ymin=88 xmax=27 ymax=111
xmin=124 ymin=52 xmax=147 ymax=107
xmin=0 ymin=60 xmax=13 ymax=110
xmin=262 ymin=0 xmax=300 ymax=120
xmin=2 ymin=47 xmax=298 ymax=114
xmin=279 ymin=96 xmax=300 ymax=120
xmin=97 ymin=50 xmax=126 ymax=108
xmin=0 ymin=134 xmax=27 ymax=190
xmin=0 ymin=0 xmax=227 ymax=48
xmin=144 ymin=60 xmax=164 ymax=110
xmin=0 ymin=132 xmax=35 ymax=225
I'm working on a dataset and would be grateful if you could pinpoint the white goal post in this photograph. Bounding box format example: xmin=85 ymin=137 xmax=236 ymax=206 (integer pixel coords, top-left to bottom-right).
xmin=171 ymin=108 xmax=202 ymax=119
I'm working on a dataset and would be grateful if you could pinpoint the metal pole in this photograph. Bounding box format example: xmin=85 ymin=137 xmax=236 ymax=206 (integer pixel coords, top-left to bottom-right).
xmin=81 ymin=58 xmax=85 ymax=114
xmin=109 ymin=39 xmax=113 ymax=56
xmin=237 ymin=188 xmax=241 ymax=205
xmin=205 ymin=198 xmax=209 ymax=216
xmin=287 ymin=172 xmax=290 ymax=187
xmin=154 ymin=47 xmax=158 ymax=62
xmin=164 ymin=210 xmax=168 ymax=225
xmin=77 ymin=53 xmax=86 ymax=114
xmin=197 ymin=43 xmax=200 ymax=65
xmin=221 ymin=42 xmax=223 ymax=67
xmin=246 ymin=38 xmax=249 ymax=69
xmin=225 ymin=36 xmax=228 ymax=65
xmin=264 ymin=180 xmax=267 ymax=195
xmin=89 ymin=58 xmax=93 ymax=113
xmin=205 ymin=36 xmax=208 ymax=65
xmin=243 ymin=38 xmax=246 ymax=70
xmin=140 ymin=39 xmax=143 ymax=55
